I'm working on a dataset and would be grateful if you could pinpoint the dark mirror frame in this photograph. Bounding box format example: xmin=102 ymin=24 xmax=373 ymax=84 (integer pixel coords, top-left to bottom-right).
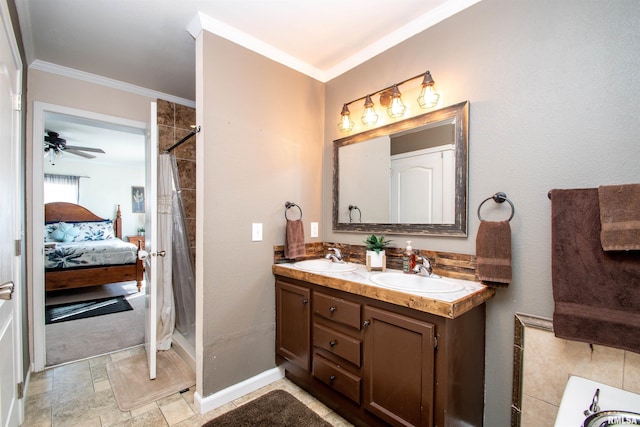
xmin=332 ymin=100 xmax=469 ymax=236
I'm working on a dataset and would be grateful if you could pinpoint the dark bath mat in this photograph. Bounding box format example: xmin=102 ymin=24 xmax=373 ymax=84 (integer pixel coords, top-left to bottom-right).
xmin=202 ymin=389 xmax=332 ymax=427
xmin=45 ymin=295 xmax=133 ymax=324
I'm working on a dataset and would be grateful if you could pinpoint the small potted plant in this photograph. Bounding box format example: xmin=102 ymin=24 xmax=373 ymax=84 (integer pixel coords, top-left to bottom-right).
xmin=364 ymin=234 xmax=391 ymax=271
xmin=137 ymin=227 xmax=145 ymax=237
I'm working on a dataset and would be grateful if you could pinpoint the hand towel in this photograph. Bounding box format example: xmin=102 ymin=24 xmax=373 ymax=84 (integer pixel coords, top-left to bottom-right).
xmin=284 ymin=219 xmax=305 ymax=259
xmin=550 ymin=188 xmax=640 ymax=354
xmin=598 ymin=183 xmax=640 ymax=251
xmin=476 ymin=220 xmax=512 ymax=287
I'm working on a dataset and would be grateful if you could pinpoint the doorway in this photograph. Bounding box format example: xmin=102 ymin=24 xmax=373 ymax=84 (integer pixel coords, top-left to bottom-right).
xmin=31 ymin=102 xmax=147 ymax=370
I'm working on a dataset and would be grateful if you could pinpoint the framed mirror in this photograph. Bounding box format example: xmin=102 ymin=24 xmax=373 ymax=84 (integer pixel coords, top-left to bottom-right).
xmin=332 ymin=101 xmax=468 ymax=236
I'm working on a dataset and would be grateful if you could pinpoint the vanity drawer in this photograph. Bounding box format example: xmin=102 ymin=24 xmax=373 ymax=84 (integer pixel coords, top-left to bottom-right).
xmin=313 ymin=291 xmax=361 ymax=329
xmin=313 ymin=354 xmax=361 ymax=404
xmin=313 ymin=323 xmax=361 ymax=367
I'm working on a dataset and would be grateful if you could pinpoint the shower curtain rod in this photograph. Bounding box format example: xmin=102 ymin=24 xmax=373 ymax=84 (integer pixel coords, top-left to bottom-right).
xmin=165 ymin=126 xmax=201 ymax=153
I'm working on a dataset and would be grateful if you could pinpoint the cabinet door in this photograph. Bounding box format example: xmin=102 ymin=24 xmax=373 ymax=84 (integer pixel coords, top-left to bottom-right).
xmin=275 ymin=280 xmax=311 ymax=371
xmin=363 ymin=306 xmax=435 ymax=427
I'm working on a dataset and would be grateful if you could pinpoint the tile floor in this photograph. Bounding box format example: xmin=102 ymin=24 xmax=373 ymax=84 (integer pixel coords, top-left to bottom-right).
xmin=23 ymin=345 xmax=353 ymax=426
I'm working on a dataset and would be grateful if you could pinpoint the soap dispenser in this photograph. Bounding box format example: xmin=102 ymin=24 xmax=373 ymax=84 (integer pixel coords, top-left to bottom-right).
xmin=403 ymin=241 xmax=416 ymax=273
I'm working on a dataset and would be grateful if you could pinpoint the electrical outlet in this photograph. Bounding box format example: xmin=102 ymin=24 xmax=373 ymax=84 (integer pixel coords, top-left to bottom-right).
xmin=310 ymin=222 xmax=319 ymax=238
xmin=251 ymin=223 xmax=263 ymax=241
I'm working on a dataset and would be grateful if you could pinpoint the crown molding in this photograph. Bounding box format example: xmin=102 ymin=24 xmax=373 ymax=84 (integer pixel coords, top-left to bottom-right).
xmin=188 ymin=0 xmax=482 ymax=83
xmin=30 ymin=60 xmax=196 ymax=108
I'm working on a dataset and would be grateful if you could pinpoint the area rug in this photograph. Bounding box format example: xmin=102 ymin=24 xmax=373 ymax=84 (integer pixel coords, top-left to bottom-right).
xmin=107 ymin=347 xmax=195 ymax=411
xmin=203 ymin=389 xmax=331 ymax=427
xmin=45 ymin=295 xmax=133 ymax=324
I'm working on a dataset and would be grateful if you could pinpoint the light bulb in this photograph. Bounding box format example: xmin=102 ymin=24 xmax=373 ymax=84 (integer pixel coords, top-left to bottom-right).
xmin=337 ymin=104 xmax=354 ymax=132
xmin=386 ymin=85 xmax=406 ymax=118
xmin=361 ymin=95 xmax=378 ymax=126
xmin=417 ymin=71 xmax=440 ymax=109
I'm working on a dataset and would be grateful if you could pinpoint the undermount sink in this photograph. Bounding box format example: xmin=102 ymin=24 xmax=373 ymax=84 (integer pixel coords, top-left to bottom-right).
xmin=370 ymin=272 xmax=465 ymax=294
xmin=293 ymin=259 xmax=358 ymax=273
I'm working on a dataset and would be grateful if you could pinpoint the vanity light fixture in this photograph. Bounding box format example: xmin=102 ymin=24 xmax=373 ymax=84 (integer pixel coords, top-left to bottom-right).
xmin=337 ymin=69 xmax=440 ymax=132
xmin=337 ymin=104 xmax=354 ymax=132
xmin=361 ymin=95 xmax=379 ymax=126
xmin=417 ymin=70 xmax=440 ymax=109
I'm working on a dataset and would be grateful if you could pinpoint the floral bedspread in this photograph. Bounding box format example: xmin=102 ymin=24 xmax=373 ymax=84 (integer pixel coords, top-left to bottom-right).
xmin=44 ymin=239 xmax=138 ymax=270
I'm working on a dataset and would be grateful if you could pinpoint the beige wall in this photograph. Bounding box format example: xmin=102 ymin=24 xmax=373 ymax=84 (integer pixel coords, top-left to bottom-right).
xmin=323 ymin=0 xmax=640 ymax=425
xmin=196 ymin=31 xmax=324 ymax=396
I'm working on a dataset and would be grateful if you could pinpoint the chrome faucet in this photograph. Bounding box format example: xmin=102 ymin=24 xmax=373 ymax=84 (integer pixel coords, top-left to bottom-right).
xmin=325 ymin=247 xmax=344 ymax=263
xmin=413 ymin=256 xmax=438 ymax=277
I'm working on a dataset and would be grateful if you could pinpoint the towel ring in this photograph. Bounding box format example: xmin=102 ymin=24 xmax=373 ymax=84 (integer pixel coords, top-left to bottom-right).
xmin=348 ymin=205 xmax=361 ymax=223
xmin=477 ymin=192 xmax=515 ymax=222
xmin=285 ymin=201 xmax=302 ymax=220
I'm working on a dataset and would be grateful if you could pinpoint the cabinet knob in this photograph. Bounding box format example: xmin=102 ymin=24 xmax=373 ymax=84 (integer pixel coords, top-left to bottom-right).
xmin=329 ymin=375 xmax=336 ymax=383
xmin=329 ymin=306 xmax=337 ymax=313
xmin=329 ymin=340 xmax=336 ymax=347
xmin=363 ymin=320 xmax=370 ymax=327
xmin=301 ymin=298 xmax=308 ymax=305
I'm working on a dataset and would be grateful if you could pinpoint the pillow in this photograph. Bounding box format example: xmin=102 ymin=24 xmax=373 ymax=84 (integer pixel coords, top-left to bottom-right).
xmin=51 ymin=222 xmax=80 ymax=243
xmin=44 ymin=223 xmax=58 ymax=242
xmin=73 ymin=220 xmax=115 ymax=241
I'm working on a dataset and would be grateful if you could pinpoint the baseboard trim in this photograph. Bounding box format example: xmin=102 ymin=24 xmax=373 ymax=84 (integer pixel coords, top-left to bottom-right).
xmin=194 ymin=366 xmax=285 ymax=414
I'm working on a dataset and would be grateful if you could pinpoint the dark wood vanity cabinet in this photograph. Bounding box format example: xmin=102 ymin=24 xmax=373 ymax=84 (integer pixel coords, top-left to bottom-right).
xmin=275 ymin=276 xmax=486 ymax=427
xmin=275 ymin=279 xmax=310 ymax=371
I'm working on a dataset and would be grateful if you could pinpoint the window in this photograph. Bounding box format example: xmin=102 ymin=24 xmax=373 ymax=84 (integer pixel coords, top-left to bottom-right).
xmin=44 ymin=174 xmax=80 ymax=204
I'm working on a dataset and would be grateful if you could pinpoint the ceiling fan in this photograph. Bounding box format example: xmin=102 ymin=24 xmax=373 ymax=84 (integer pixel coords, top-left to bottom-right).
xmin=44 ymin=131 xmax=106 ymax=159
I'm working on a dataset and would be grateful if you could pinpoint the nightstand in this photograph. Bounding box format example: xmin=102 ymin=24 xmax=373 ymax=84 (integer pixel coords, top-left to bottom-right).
xmin=127 ymin=235 xmax=145 ymax=248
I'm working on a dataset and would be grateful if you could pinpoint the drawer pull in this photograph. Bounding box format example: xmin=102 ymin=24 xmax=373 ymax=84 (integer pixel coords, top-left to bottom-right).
xmin=363 ymin=320 xmax=370 ymax=327
xmin=329 ymin=375 xmax=336 ymax=383
xmin=329 ymin=306 xmax=337 ymax=313
xmin=329 ymin=340 xmax=336 ymax=347
xmin=302 ymin=298 xmax=308 ymax=305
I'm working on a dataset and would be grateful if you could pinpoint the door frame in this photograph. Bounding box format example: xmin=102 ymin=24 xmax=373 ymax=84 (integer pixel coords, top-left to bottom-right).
xmin=30 ymin=102 xmax=147 ymax=371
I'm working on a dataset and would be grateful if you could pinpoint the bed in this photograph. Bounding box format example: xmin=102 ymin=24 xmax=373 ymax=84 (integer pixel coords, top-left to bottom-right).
xmin=44 ymin=202 xmax=144 ymax=292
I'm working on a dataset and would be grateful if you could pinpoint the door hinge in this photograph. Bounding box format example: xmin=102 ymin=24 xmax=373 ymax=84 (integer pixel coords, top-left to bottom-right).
xmin=13 ymin=94 xmax=21 ymax=111
xmin=14 ymin=239 xmax=21 ymax=256
xmin=434 ymin=336 xmax=438 ymax=350
xmin=17 ymin=382 xmax=23 ymax=399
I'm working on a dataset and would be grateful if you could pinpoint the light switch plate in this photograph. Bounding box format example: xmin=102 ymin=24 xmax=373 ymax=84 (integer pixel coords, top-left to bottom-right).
xmin=251 ymin=223 xmax=263 ymax=241
xmin=310 ymin=222 xmax=319 ymax=238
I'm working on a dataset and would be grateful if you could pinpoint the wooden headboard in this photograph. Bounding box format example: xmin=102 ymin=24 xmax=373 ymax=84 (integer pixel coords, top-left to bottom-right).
xmin=44 ymin=202 xmax=123 ymax=239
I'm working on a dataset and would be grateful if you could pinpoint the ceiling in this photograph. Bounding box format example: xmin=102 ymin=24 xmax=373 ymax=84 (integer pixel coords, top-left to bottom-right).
xmin=16 ymin=0 xmax=481 ymax=102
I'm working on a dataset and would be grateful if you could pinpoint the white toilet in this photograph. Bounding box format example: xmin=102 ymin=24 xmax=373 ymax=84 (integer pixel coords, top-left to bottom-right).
xmin=555 ymin=376 xmax=640 ymax=426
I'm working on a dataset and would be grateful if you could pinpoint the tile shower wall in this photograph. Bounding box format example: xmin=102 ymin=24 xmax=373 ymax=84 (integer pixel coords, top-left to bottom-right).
xmin=157 ymin=99 xmax=196 ymax=257
xmin=516 ymin=315 xmax=640 ymax=426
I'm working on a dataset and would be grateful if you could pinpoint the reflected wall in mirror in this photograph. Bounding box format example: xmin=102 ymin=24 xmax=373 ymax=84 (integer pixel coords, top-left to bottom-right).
xmin=333 ymin=101 xmax=468 ymax=236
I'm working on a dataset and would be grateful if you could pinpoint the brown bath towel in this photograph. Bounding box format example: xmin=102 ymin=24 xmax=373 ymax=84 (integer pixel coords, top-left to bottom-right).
xmin=476 ymin=220 xmax=512 ymax=287
xmin=284 ymin=219 xmax=305 ymax=259
xmin=598 ymin=183 xmax=640 ymax=251
xmin=550 ymin=188 xmax=640 ymax=354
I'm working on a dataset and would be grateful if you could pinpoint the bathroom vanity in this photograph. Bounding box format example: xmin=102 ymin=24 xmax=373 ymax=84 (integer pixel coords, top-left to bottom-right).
xmin=273 ymin=262 xmax=495 ymax=427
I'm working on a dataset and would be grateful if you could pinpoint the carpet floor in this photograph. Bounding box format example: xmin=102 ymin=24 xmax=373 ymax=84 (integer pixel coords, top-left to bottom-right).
xmin=45 ymin=282 xmax=145 ymax=366
xmin=203 ymin=389 xmax=332 ymax=427
xmin=107 ymin=347 xmax=195 ymax=411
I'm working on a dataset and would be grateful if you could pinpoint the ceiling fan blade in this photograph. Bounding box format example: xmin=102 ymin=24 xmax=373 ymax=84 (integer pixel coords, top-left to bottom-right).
xmin=65 ymin=145 xmax=105 ymax=154
xmin=65 ymin=149 xmax=96 ymax=159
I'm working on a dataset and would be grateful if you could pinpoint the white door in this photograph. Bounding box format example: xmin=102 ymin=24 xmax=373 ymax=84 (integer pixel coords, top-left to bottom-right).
xmin=0 ymin=1 xmax=23 ymax=424
xmin=390 ymin=150 xmax=444 ymax=223
xmin=143 ymin=101 xmax=158 ymax=379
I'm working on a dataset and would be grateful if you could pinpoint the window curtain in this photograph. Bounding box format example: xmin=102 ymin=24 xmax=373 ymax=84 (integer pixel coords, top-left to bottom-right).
xmin=44 ymin=174 xmax=80 ymax=204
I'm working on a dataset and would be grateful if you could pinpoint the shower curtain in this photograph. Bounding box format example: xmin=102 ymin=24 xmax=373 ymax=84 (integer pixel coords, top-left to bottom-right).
xmin=169 ymin=154 xmax=195 ymax=345
xmin=156 ymin=154 xmax=175 ymax=350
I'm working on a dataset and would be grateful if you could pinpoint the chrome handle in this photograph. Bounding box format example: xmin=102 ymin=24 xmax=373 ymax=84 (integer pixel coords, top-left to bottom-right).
xmin=302 ymin=298 xmax=308 ymax=305
xmin=329 ymin=375 xmax=336 ymax=383
xmin=363 ymin=320 xmax=370 ymax=327
xmin=329 ymin=306 xmax=337 ymax=313
xmin=152 ymin=251 xmax=166 ymax=257
xmin=329 ymin=340 xmax=336 ymax=347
